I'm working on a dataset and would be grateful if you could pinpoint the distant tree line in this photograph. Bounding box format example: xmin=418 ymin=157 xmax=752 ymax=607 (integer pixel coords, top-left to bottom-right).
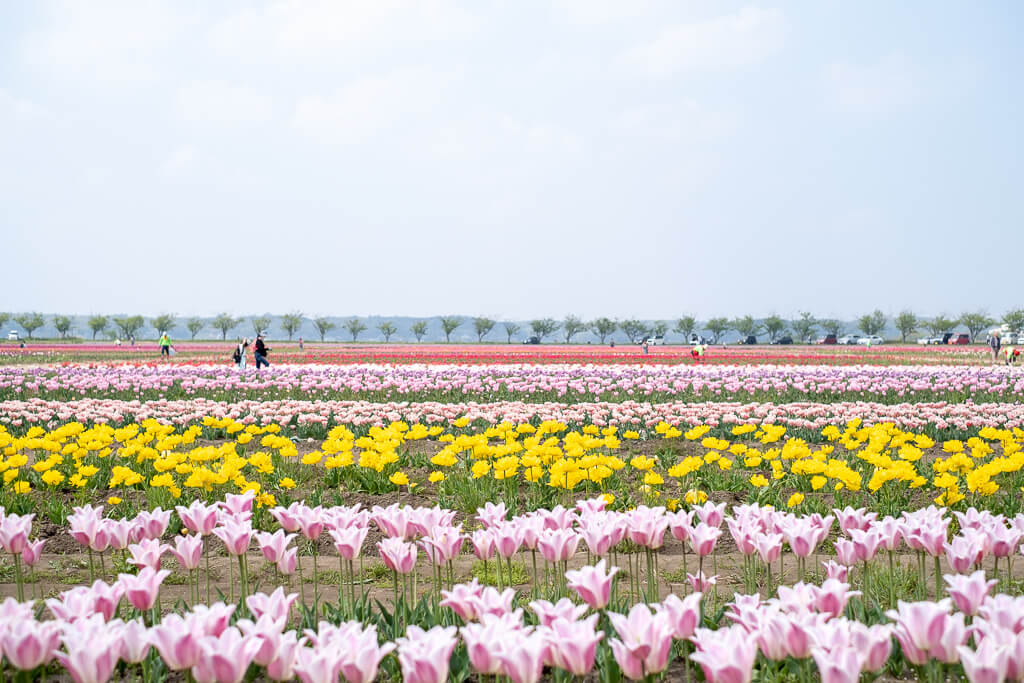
xmin=1 ymin=309 xmax=1021 ymax=344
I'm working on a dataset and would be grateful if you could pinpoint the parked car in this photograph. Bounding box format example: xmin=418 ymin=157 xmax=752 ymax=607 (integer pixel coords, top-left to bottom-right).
xmin=951 ymin=334 xmax=970 ymax=345
xmin=523 ymin=336 xmax=541 ymax=345
xmin=837 ymin=334 xmax=860 ymax=345
xmin=917 ymin=336 xmax=942 ymax=345
xmin=817 ymin=334 xmax=838 ymax=345
xmin=688 ymin=334 xmax=709 ymax=345
xmin=857 ymin=335 xmax=884 ymax=345
xmin=6 ymin=331 xmax=19 ymax=341
xmin=771 ymin=336 xmax=793 ymax=345
xmin=641 ymin=335 xmax=665 ymax=346
xmin=737 ymin=335 xmax=757 ymax=345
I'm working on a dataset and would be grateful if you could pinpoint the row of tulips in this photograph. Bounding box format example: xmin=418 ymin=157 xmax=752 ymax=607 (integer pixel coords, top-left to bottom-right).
xmin=2 ymin=363 xmax=1020 ymax=406
xmin=2 ymin=396 xmax=1022 ymax=436
xmin=1 ymin=553 xmax=1022 ymax=681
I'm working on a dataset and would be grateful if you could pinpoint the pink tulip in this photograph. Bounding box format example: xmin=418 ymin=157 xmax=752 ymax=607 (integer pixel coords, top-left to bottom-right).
xmin=529 ymin=597 xmax=588 ymax=627
xmin=176 ymin=501 xmax=219 ymax=535
xmin=265 ymin=631 xmax=303 ymax=681
xmin=106 ymin=519 xmax=136 ymax=551
xmin=695 ymin=501 xmax=727 ymax=528
xmin=475 ymin=586 xmax=516 ymax=617
xmin=440 ymin=580 xmax=485 ymax=621
xmin=296 ymin=505 xmax=325 ymax=541
xmin=537 ymin=528 xmax=580 ymax=564
xmin=834 ymin=507 xmax=876 ymax=535
xmin=461 ymin=614 xmax=522 ymax=675
xmin=959 ymin=640 xmax=1010 ymax=683
xmin=55 ymin=615 xmax=121 ymax=683
xmin=420 ymin=526 xmax=464 ymax=565
xmin=395 ymin=625 xmax=458 ymax=683
xmin=269 ymin=502 xmax=305 ymax=533
xmin=0 ymin=513 xmax=34 ymax=555
xmin=811 ymin=646 xmax=862 ymax=683
xmin=833 ymin=539 xmax=858 ymax=567
xmin=378 ymin=537 xmax=417 ymax=574
xmin=221 ymin=492 xmax=255 ymax=518
xmin=691 ymin=624 xmax=759 ymax=683
xmin=134 ymin=508 xmax=171 ymax=540
xmin=492 ymin=522 xmax=524 ymax=559
xmin=476 ymin=502 xmax=509 ymax=529
xmin=2 ymin=618 xmax=60 ymax=671
xmin=236 ymin=614 xmax=287 ymax=667
xmin=848 ymin=528 xmax=883 ymax=563
xmin=192 ymin=627 xmax=262 ymax=683
xmin=580 ymin=520 xmax=617 ymax=557
xmin=823 ymin=560 xmax=849 ymax=581
xmin=498 ymin=631 xmax=548 ymax=683
xmin=246 ymin=587 xmax=299 ymax=621
xmin=339 ymin=626 xmax=396 ymax=683
xmin=171 ymin=534 xmax=204 ymax=571
xmin=687 ymin=571 xmax=717 ymax=593
xmin=688 ymin=523 xmax=722 ymax=557
xmin=626 ymin=506 xmax=669 ymax=549
xmin=566 ymin=559 xmax=619 ymax=610
xmin=212 ymin=518 xmax=253 ymax=556
xmin=329 ymin=525 xmax=368 ymax=560
xmin=150 ymin=614 xmax=203 ymax=669
xmin=21 ymin=538 xmax=44 ymax=567
xmin=117 ymin=618 xmax=151 ymax=664
xmin=812 ymin=579 xmax=862 ymax=619
xmin=471 ymin=529 xmax=496 ymax=561
xmin=277 ymin=547 xmax=298 ymax=575
xmin=294 ymin=645 xmax=343 ymax=683
xmin=188 ymin=602 xmax=235 ymax=637
xmin=118 ymin=567 xmax=170 ymax=611
xmin=886 ymin=599 xmax=956 ymax=665
xmin=127 ymin=538 xmax=170 ymax=570
xmin=608 ymin=604 xmax=674 ymax=679
xmin=68 ymin=506 xmax=105 ymax=550
xmin=754 ymin=533 xmax=783 ymax=564
xmin=255 ymin=530 xmax=296 ymax=563
xmin=945 ymin=570 xmax=998 ymax=616
xmin=545 ymin=613 xmax=603 ymax=675
xmin=656 ymin=592 xmax=703 ymax=640
xmin=946 ymin=535 xmax=984 ymax=574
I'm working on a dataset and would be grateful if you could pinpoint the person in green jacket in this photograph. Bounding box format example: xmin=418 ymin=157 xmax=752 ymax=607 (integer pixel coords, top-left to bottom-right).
xmin=159 ymin=333 xmax=171 ymax=357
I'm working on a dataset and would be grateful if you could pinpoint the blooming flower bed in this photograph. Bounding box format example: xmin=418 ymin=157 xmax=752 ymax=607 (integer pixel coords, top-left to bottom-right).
xmin=2 ymin=363 xmax=1021 ymax=405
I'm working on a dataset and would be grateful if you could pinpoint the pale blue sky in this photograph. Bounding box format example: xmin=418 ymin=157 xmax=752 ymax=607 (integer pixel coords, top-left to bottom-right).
xmin=1 ymin=1 xmax=1021 ymax=321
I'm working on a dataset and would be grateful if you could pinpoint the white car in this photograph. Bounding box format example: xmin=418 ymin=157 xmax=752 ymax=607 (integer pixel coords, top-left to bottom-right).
xmin=6 ymin=331 xmax=19 ymax=341
xmin=837 ymin=334 xmax=860 ymax=345
xmin=642 ymin=335 xmax=665 ymax=346
xmin=917 ymin=336 xmax=942 ymax=345
xmin=858 ymin=335 xmax=884 ymax=345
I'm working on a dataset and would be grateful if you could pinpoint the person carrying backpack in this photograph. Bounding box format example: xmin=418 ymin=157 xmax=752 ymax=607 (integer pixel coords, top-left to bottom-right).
xmin=254 ymin=334 xmax=270 ymax=369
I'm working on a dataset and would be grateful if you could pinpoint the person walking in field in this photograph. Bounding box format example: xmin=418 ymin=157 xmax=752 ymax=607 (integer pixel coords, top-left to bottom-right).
xmin=159 ymin=333 xmax=171 ymax=358
xmin=233 ymin=338 xmax=249 ymax=369
xmin=989 ymin=331 xmax=1002 ymax=362
xmin=254 ymin=334 xmax=270 ymax=369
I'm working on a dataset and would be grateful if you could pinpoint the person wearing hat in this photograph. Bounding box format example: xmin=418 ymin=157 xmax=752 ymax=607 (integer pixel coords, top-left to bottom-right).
xmin=254 ymin=334 xmax=270 ymax=369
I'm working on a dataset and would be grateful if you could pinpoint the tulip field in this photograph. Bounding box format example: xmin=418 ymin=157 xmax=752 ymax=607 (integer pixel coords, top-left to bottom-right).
xmin=0 ymin=350 xmax=1022 ymax=681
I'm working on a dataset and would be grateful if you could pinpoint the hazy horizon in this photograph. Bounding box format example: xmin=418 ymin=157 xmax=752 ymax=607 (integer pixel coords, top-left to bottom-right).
xmin=3 ymin=2 xmax=1022 ymax=319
